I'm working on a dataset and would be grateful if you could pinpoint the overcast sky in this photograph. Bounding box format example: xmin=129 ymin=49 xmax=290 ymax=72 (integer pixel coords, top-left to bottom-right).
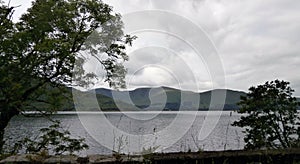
xmin=4 ymin=0 xmax=300 ymax=96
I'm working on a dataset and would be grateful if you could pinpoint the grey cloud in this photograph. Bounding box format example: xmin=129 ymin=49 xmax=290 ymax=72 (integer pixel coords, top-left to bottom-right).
xmin=7 ymin=0 xmax=300 ymax=95
xmin=102 ymin=0 xmax=300 ymax=95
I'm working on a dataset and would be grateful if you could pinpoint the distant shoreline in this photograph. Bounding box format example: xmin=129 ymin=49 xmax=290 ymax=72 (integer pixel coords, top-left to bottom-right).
xmin=22 ymin=110 xmax=235 ymax=115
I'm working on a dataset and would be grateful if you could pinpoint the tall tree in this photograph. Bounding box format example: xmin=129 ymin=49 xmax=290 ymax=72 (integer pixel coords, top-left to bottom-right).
xmin=0 ymin=0 xmax=135 ymax=153
xmin=232 ymin=80 xmax=300 ymax=150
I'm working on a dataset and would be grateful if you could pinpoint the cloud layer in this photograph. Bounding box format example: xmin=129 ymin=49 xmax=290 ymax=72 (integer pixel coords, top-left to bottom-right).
xmin=100 ymin=0 xmax=300 ymax=95
xmin=6 ymin=0 xmax=300 ymax=95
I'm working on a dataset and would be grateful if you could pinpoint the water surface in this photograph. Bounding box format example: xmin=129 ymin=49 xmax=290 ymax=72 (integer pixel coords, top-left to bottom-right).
xmin=5 ymin=111 xmax=245 ymax=155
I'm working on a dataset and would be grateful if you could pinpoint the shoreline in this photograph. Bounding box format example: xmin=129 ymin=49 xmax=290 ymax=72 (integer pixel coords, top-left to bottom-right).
xmin=22 ymin=111 xmax=234 ymax=114
xmin=1 ymin=149 xmax=300 ymax=163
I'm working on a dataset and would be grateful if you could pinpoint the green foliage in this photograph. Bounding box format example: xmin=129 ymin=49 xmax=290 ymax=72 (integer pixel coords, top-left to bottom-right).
xmin=0 ymin=0 xmax=135 ymax=153
xmin=232 ymin=80 xmax=300 ymax=150
xmin=10 ymin=121 xmax=88 ymax=155
xmin=0 ymin=0 xmax=134 ymax=112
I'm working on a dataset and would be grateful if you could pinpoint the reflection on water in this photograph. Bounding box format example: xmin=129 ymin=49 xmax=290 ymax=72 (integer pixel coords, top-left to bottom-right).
xmin=5 ymin=111 xmax=245 ymax=155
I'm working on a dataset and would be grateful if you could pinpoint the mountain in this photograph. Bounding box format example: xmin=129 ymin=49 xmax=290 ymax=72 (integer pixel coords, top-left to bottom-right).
xmin=199 ymin=89 xmax=246 ymax=110
xmin=94 ymin=87 xmax=247 ymax=111
xmin=15 ymin=86 xmax=299 ymax=112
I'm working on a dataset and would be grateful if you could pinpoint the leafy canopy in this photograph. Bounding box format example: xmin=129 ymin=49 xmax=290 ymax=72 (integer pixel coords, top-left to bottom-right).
xmin=0 ymin=0 xmax=135 ymax=112
xmin=232 ymin=80 xmax=300 ymax=149
xmin=0 ymin=0 xmax=135 ymax=153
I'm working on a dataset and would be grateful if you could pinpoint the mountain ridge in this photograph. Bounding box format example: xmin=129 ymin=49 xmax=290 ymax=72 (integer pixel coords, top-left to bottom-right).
xmin=93 ymin=86 xmax=247 ymax=111
xmin=18 ymin=86 xmax=300 ymax=111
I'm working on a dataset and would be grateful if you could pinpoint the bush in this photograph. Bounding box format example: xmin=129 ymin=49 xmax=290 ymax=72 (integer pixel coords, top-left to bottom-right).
xmin=11 ymin=120 xmax=88 ymax=155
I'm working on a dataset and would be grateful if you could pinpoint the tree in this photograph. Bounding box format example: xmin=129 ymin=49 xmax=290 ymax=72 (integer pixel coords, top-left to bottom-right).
xmin=0 ymin=0 xmax=135 ymax=153
xmin=232 ymin=80 xmax=300 ymax=150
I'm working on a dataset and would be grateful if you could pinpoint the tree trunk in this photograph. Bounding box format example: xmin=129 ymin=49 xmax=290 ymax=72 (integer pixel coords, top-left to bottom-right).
xmin=0 ymin=104 xmax=19 ymax=153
